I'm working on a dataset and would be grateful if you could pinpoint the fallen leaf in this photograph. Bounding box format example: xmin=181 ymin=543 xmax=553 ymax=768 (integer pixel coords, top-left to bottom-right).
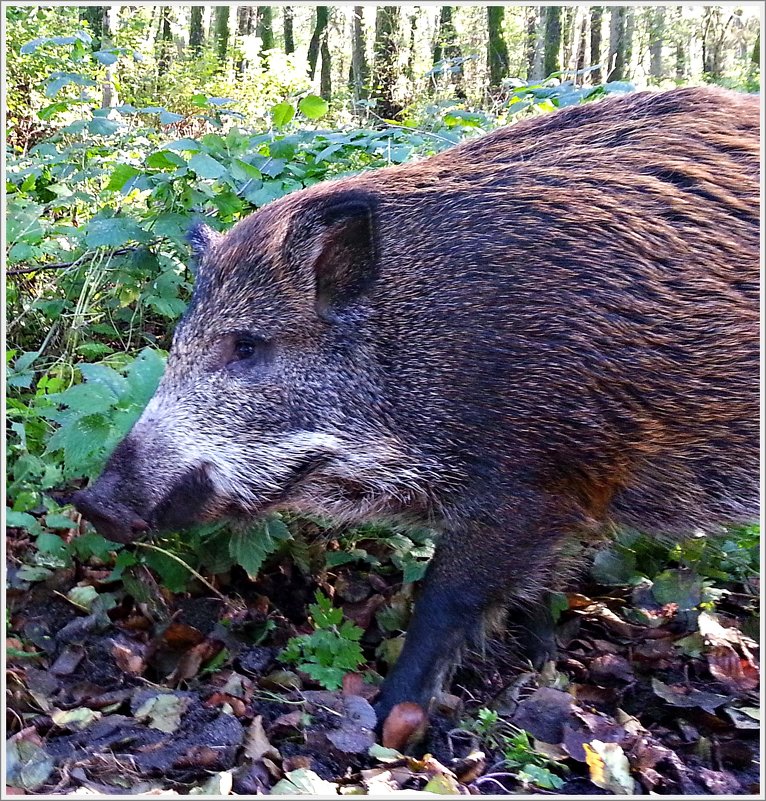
xmin=723 ymin=705 xmax=760 ymax=729
xmin=51 ymin=707 xmax=102 ymax=731
xmin=270 ymin=768 xmax=338 ymax=795
xmin=244 ymin=715 xmax=281 ymax=762
xmin=583 ymin=740 xmax=635 ymax=795
xmin=706 ymin=645 xmax=759 ymax=694
xmin=423 ymin=772 xmax=461 ymax=794
xmin=133 ymin=692 xmax=190 ymax=733
xmin=6 ymin=729 xmax=55 ymax=792
xmin=651 ymin=677 xmax=729 ymax=714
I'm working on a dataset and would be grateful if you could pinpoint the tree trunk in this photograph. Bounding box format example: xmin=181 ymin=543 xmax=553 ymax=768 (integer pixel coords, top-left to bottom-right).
xmin=256 ymin=6 xmax=274 ymax=57
xmin=236 ymin=7 xmax=255 ymax=77
xmin=650 ymin=6 xmax=665 ymax=81
xmin=283 ymin=6 xmax=295 ymax=54
xmin=320 ymin=16 xmax=332 ymax=100
xmin=432 ymin=6 xmax=464 ymax=97
xmin=373 ymin=6 xmax=402 ymax=119
xmin=214 ymin=6 xmax=230 ymax=68
xmin=561 ymin=6 xmax=575 ymax=72
xmin=673 ymin=6 xmax=686 ymax=81
xmin=575 ymin=10 xmax=588 ymax=75
xmin=101 ymin=7 xmax=118 ymax=107
xmin=608 ymin=6 xmax=626 ymax=80
xmin=590 ymin=6 xmax=603 ymax=83
xmin=543 ymin=6 xmax=562 ymax=77
xmin=487 ymin=6 xmax=510 ymax=88
xmin=81 ymin=6 xmax=106 ymax=50
xmin=405 ymin=12 xmax=417 ymax=83
xmin=350 ymin=6 xmax=370 ymax=100
xmin=189 ymin=6 xmax=204 ymax=54
xmin=526 ymin=7 xmax=539 ymax=80
xmin=308 ymin=6 xmax=329 ymax=80
xmin=751 ymin=30 xmax=760 ymax=68
xmin=157 ymin=6 xmax=173 ymax=77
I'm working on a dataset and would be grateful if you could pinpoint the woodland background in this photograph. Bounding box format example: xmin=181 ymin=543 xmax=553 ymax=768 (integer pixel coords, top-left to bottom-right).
xmin=4 ymin=3 xmax=762 ymax=797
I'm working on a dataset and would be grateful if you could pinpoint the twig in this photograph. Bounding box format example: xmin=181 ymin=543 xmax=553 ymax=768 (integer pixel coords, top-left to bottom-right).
xmin=133 ymin=541 xmax=226 ymax=601
xmin=6 ymin=243 xmax=158 ymax=276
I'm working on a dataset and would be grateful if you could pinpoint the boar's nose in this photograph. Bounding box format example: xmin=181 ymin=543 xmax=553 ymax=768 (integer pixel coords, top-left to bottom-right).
xmin=73 ymin=486 xmax=150 ymax=544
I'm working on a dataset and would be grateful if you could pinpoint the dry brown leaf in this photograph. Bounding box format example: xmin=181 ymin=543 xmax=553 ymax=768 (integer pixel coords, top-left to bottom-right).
xmin=707 ymin=645 xmax=759 ymax=694
xmin=244 ymin=715 xmax=281 ymax=762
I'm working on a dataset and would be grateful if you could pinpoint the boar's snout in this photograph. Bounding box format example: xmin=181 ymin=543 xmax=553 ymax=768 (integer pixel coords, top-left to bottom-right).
xmin=73 ymin=475 xmax=150 ymax=544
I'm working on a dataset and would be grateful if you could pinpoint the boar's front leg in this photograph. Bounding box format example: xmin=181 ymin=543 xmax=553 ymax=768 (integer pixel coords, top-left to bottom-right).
xmin=375 ymin=499 xmax=579 ymax=725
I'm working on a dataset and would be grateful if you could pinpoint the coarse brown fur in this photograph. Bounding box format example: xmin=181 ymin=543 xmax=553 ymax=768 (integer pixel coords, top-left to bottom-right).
xmin=75 ymin=87 xmax=760 ymax=722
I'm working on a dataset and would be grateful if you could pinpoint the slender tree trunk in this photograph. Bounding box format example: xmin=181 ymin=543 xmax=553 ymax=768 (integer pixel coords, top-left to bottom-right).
xmin=373 ymin=6 xmax=402 ymax=119
xmin=256 ymin=6 xmax=274 ymax=57
xmin=608 ymin=6 xmax=626 ymax=80
xmin=575 ymin=11 xmax=588 ymax=75
xmin=319 ymin=15 xmax=331 ymax=100
xmin=214 ymin=6 xmax=230 ymax=69
xmin=543 ymin=6 xmax=562 ymax=77
xmin=308 ymin=6 xmax=329 ymax=80
xmin=751 ymin=30 xmax=760 ymax=67
xmin=487 ymin=6 xmax=510 ymax=88
xmin=350 ymin=6 xmax=370 ymax=100
xmin=81 ymin=6 xmax=106 ymax=50
xmin=526 ymin=7 xmax=539 ymax=80
xmin=405 ymin=12 xmax=417 ymax=83
xmin=561 ymin=6 xmax=575 ymax=72
xmin=432 ymin=6 xmax=464 ymax=97
xmin=624 ymin=7 xmax=635 ymax=78
xmin=236 ymin=7 xmax=255 ymax=77
xmin=590 ymin=6 xmax=603 ymax=83
xmin=650 ymin=6 xmax=665 ymax=81
xmin=283 ymin=6 xmax=295 ymax=54
xmin=673 ymin=6 xmax=686 ymax=81
xmin=101 ymin=7 xmax=118 ymax=107
xmin=157 ymin=6 xmax=173 ymax=77
xmin=189 ymin=6 xmax=204 ymax=54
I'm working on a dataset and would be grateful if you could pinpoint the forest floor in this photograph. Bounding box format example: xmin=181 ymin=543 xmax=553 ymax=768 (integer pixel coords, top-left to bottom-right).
xmin=6 ymin=524 xmax=761 ymax=796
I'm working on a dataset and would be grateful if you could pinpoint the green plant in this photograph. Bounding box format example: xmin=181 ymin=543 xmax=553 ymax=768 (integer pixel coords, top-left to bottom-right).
xmin=280 ymin=591 xmax=365 ymax=690
xmin=464 ymin=708 xmax=566 ymax=790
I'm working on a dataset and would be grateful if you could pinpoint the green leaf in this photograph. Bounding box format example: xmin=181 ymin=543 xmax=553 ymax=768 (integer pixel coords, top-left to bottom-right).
xmin=160 ymin=110 xmax=184 ymax=125
xmin=107 ymin=164 xmax=141 ymax=192
xmin=93 ymin=50 xmax=118 ymax=65
xmin=298 ymin=95 xmax=329 ymax=120
xmin=78 ymin=363 xmax=127 ymax=396
xmin=88 ymin=117 xmax=122 ymax=136
xmin=45 ymin=513 xmax=76 ymax=530
xmin=146 ymin=149 xmax=187 ymax=169
xmin=125 ymin=348 xmax=166 ymax=406
xmin=189 ymin=152 xmax=227 ymax=180
xmin=271 ymin=102 xmax=296 ymax=128
xmin=38 ymin=101 xmax=71 ymax=121
xmin=164 ymin=137 xmax=202 ymax=152
xmin=6 ymin=510 xmax=43 ymax=535
xmin=84 ymin=217 xmax=148 ymax=249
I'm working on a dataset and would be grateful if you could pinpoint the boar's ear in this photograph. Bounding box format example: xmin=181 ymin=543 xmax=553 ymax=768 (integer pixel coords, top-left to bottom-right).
xmin=187 ymin=221 xmax=221 ymax=273
xmin=302 ymin=193 xmax=378 ymax=321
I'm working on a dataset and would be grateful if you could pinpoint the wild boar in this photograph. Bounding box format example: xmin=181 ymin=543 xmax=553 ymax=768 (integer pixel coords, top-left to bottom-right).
xmin=74 ymin=86 xmax=760 ymax=722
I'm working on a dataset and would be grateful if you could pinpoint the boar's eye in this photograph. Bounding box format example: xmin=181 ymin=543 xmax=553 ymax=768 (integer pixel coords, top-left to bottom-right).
xmin=234 ymin=338 xmax=258 ymax=359
xmin=225 ymin=334 xmax=271 ymax=367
